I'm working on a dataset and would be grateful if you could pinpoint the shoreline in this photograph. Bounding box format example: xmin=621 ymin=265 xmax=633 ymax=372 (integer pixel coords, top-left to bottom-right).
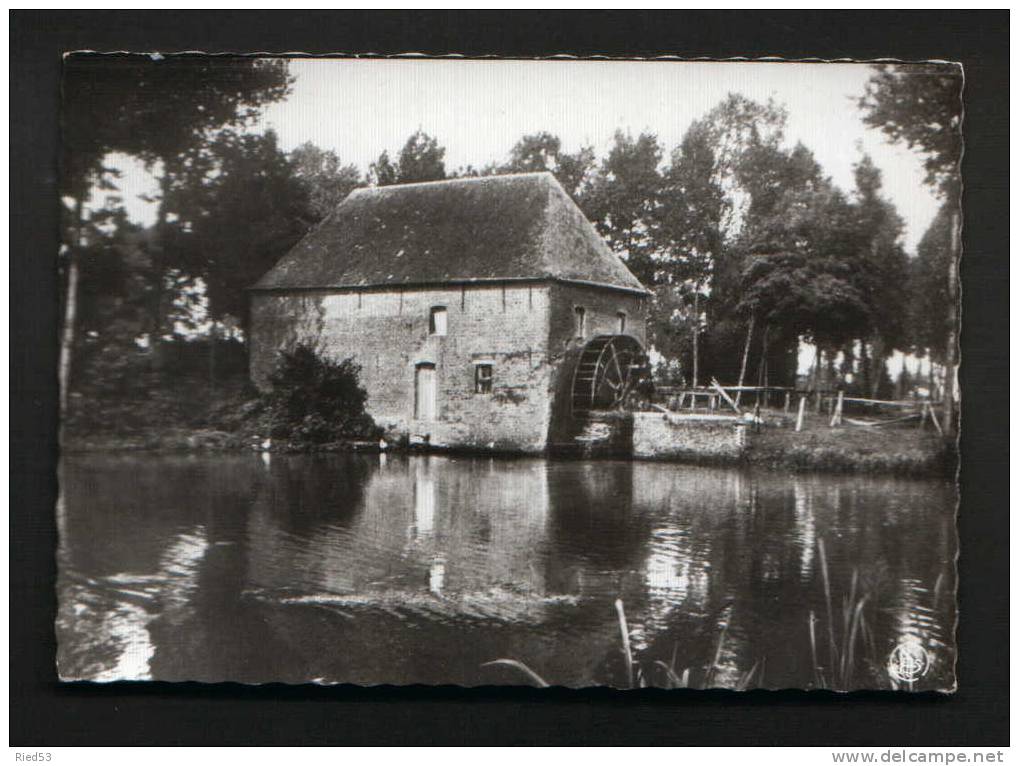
xmin=61 ymin=424 xmax=953 ymax=478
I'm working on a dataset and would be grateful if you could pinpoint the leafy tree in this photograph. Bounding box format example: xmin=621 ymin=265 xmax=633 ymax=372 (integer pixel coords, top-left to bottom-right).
xmin=501 ymin=131 xmax=596 ymax=199
xmin=656 ymin=123 xmax=725 ymax=386
xmin=371 ymin=130 xmax=447 ymax=186
xmin=645 ymin=284 xmax=698 ymax=385
xmin=859 ymin=62 xmax=962 ymax=432
xmin=397 ymin=130 xmax=447 ymax=183
xmin=168 ymin=130 xmax=315 ymax=328
xmin=654 ymin=95 xmax=793 ymax=386
xmin=849 ymin=155 xmax=910 ymax=395
xmin=262 ymin=344 xmax=381 ymax=444
xmin=584 ymin=130 xmax=665 ymax=286
xmin=290 ymin=142 xmax=364 ymax=219
xmin=859 ymin=64 xmax=963 ymax=194
xmin=368 ymin=149 xmax=400 ymax=186
xmin=67 ymin=205 xmax=141 ymax=335
xmin=688 ymin=94 xmax=788 ymax=241
xmin=909 ymin=204 xmax=954 ymax=362
xmin=738 ymin=178 xmax=873 ymax=394
xmin=78 ymin=57 xmax=291 ymax=339
xmin=59 ymin=55 xmax=292 ymax=415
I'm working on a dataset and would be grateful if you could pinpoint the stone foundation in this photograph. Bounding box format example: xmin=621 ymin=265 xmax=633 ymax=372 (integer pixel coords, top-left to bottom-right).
xmin=631 ymin=412 xmax=746 ymax=461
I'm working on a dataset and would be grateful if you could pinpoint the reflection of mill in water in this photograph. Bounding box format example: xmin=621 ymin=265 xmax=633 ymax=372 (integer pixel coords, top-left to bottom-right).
xmin=245 ymin=454 xmax=560 ymax=621
xmin=410 ymin=464 xmax=443 ymax=594
xmin=406 ymin=456 xmax=551 ymax=602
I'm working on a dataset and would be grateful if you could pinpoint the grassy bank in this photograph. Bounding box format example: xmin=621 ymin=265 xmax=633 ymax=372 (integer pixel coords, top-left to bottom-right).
xmin=744 ymin=409 xmax=951 ymax=476
xmin=64 ymin=381 xmax=951 ymax=477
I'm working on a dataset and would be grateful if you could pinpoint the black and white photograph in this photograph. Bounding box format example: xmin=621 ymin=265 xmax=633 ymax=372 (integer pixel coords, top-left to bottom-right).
xmin=54 ymin=54 xmax=963 ymax=693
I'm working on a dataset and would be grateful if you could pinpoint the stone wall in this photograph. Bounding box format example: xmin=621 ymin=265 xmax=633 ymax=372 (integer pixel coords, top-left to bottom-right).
xmin=545 ymin=282 xmax=649 ymax=444
xmin=632 ymin=412 xmax=746 ymax=461
xmin=250 ymin=283 xmax=555 ymax=452
xmin=547 ymin=282 xmax=648 ymax=352
xmin=250 ymin=280 xmax=652 ymax=453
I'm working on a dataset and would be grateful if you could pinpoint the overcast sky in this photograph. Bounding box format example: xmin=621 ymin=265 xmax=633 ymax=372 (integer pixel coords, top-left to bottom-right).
xmin=116 ymin=58 xmax=944 ymax=253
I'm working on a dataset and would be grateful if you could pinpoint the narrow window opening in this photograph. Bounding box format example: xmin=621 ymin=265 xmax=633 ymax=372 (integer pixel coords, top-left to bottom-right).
xmin=429 ymin=306 xmax=448 ymax=336
xmin=574 ymin=306 xmax=587 ymax=338
xmin=617 ymin=311 xmax=627 ymax=334
xmin=475 ymin=363 xmax=494 ymax=394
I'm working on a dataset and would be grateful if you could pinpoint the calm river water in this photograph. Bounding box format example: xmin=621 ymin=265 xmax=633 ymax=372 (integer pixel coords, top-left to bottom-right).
xmin=57 ymin=453 xmax=957 ymax=691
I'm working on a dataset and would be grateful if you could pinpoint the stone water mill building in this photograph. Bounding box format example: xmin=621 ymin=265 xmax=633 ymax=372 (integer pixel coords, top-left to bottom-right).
xmin=250 ymin=172 xmax=651 ymax=453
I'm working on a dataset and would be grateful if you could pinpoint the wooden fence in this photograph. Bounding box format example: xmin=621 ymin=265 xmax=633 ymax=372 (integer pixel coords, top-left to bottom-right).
xmin=651 ymin=383 xmax=943 ymax=432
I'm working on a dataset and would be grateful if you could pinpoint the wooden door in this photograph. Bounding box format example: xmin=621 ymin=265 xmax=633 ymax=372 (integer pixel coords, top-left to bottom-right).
xmin=415 ymin=363 xmax=436 ymax=421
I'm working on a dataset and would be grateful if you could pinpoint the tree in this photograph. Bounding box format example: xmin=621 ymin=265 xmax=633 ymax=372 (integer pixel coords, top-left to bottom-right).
xmin=169 ymin=130 xmax=316 ymax=328
xmin=370 ymin=129 xmax=448 ymax=187
xmin=368 ymin=149 xmax=400 ymax=187
xmin=850 ymin=155 xmax=910 ymax=395
xmin=501 ymin=131 xmax=596 ymax=200
xmin=654 ymin=95 xmax=793 ymax=387
xmin=859 ymin=64 xmax=963 ymax=192
xmin=859 ymin=63 xmax=963 ymax=433
xmin=396 ymin=130 xmax=447 ymax=183
xmin=83 ymin=57 xmax=290 ymax=339
xmin=909 ymin=204 xmax=954 ymax=362
xmin=656 ymin=122 xmax=726 ymax=387
xmin=290 ymin=142 xmax=364 ymax=219
xmin=738 ymin=178 xmax=873 ymax=394
xmin=369 ymin=130 xmax=447 ymax=186
xmin=584 ymin=130 xmax=665 ymax=287
xmin=59 ymin=55 xmax=292 ymax=415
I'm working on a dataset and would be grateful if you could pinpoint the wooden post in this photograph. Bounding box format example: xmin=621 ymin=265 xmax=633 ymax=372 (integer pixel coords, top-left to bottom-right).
xmin=691 ymin=288 xmax=700 ymax=390
xmin=929 ymin=402 xmax=945 ymax=437
xmin=796 ymin=395 xmax=806 ymax=432
xmin=784 ymin=391 xmax=791 ymax=414
xmin=829 ymin=390 xmax=844 ymax=428
xmin=711 ymin=378 xmax=742 ymax=415
xmin=735 ymin=313 xmax=755 ymax=408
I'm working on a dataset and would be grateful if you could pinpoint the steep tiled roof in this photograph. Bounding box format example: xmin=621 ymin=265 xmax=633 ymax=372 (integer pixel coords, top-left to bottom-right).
xmin=252 ymin=172 xmax=647 ymax=294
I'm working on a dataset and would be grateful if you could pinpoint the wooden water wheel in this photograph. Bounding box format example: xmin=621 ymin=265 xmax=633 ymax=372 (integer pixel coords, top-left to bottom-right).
xmin=570 ymin=335 xmax=652 ymax=415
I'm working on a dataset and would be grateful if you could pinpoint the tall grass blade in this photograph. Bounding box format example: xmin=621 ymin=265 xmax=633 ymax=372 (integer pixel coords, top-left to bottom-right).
xmin=817 ymin=537 xmax=837 ymax=669
xmin=481 ymin=659 xmax=550 ymax=688
xmin=840 ymin=595 xmax=868 ymax=689
xmin=737 ymin=659 xmax=760 ymax=691
xmin=614 ymin=598 xmax=634 ymax=688
xmin=808 ymin=609 xmax=821 ymax=688
xmin=654 ymin=660 xmax=689 ymax=689
xmin=706 ymin=609 xmax=730 ymax=688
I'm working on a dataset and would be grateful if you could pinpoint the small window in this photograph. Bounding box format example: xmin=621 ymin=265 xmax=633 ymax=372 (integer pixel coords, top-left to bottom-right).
xmin=617 ymin=311 xmax=627 ymax=333
xmin=574 ymin=306 xmax=587 ymax=337
xmin=475 ymin=363 xmax=493 ymax=394
xmin=429 ymin=306 xmax=447 ymax=336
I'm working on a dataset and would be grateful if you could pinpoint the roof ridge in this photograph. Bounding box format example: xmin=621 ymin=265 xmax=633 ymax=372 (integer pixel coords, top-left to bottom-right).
xmin=348 ymin=171 xmax=555 ymax=195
